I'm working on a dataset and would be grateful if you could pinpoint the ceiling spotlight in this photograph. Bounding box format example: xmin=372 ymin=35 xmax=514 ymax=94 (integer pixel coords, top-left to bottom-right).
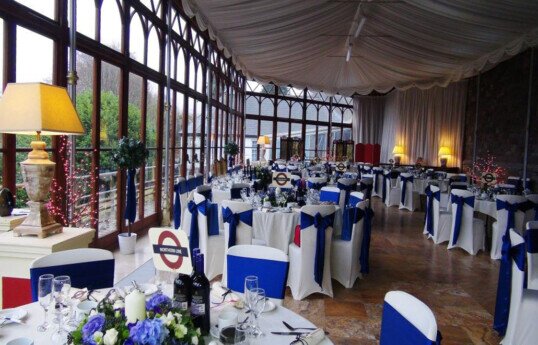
xmin=345 ymin=44 xmax=352 ymax=62
xmin=354 ymin=17 xmax=367 ymax=38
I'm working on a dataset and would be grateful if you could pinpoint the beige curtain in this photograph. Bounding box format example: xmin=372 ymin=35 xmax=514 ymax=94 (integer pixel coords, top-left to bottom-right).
xmin=352 ymin=96 xmax=385 ymax=144
xmin=380 ymin=81 xmax=467 ymax=166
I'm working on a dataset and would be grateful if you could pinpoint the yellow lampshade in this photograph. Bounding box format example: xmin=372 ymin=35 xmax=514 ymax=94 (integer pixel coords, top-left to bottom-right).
xmin=0 ymin=83 xmax=84 ymax=136
xmin=438 ymin=146 xmax=451 ymax=157
xmin=257 ymin=135 xmax=270 ymax=145
xmin=392 ymin=145 xmax=404 ymax=155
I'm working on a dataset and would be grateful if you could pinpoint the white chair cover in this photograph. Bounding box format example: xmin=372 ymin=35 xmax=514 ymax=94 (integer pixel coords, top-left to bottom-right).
xmin=384 ymin=173 xmax=401 ymax=208
xmin=423 ymin=185 xmax=451 ymax=244
xmin=331 ymin=200 xmax=367 ymax=288
xmin=287 ymin=205 xmax=336 ymax=300
xmin=191 ymin=192 xmax=225 ymax=280
xmin=399 ymin=173 xmax=419 ymax=212
xmin=336 ymin=178 xmax=357 ymax=210
xmin=525 ymin=194 xmax=538 ymax=224
xmin=225 ymin=245 xmax=288 ymax=306
xmin=491 ymin=195 xmax=527 ymax=260
xmin=380 ymin=291 xmax=439 ymax=345
xmin=526 ymin=221 xmax=538 ymax=291
xmin=447 ymin=189 xmax=485 ymax=255
xmin=307 ymin=177 xmax=327 ymax=190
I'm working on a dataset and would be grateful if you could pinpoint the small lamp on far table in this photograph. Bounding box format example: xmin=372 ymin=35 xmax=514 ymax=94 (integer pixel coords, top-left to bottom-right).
xmin=438 ymin=146 xmax=451 ymax=168
xmin=0 ymin=83 xmax=84 ymax=238
xmin=392 ymin=145 xmax=404 ymax=165
xmin=257 ymin=135 xmax=271 ymax=163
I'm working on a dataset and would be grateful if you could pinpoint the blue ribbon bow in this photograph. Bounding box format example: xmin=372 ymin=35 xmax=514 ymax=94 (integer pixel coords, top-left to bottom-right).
xmin=373 ymin=169 xmax=383 ymax=193
xmin=424 ymin=186 xmax=440 ymax=236
xmin=301 ymin=212 xmax=335 ymax=286
xmin=337 ymin=182 xmax=355 ymax=207
xmin=341 ymin=206 xmax=364 ymax=241
xmin=400 ymin=176 xmax=414 ymax=205
xmin=450 ymin=194 xmax=475 ymax=244
xmin=320 ymin=190 xmax=340 ymax=204
xmin=493 ymin=233 xmax=526 ymax=335
xmin=222 ymin=207 xmax=253 ymax=248
xmin=173 ymin=180 xmax=188 ymax=229
xmin=360 ymin=207 xmax=374 ymax=274
xmin=187 ymin=199 xmax=220 ymax=262
xmin=308 ymin=181 xmax=326 ymax=190
xmin=360 ymin=182 xmax=373 ymax=200
xmin=382 ymin=173 xmax=390 ymax=203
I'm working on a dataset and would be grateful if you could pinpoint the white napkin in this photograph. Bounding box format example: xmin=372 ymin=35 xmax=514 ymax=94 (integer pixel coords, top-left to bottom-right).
xmin=211 ymin=282 xmax=239 ymax=303
xmin=296 ymin=328 xmax=325 ymax=345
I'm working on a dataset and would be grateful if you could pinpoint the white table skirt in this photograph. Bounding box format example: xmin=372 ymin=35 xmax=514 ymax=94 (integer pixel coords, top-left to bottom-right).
xmin=413 ymin=178 xmax=449 ymax=195
xmin=0 ymin=288 xmax=332 ymax=345
xmin=475 ymin=199 xmax=497 ymax=219
xmin=253 ymin=210 xmax=300 ymax=254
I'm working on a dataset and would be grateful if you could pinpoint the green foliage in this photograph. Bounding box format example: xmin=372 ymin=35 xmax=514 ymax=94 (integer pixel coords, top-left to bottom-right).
xmin=112 ymin=137 xmax=149 ymax=170
xmin=15 ymin=188 xmax=29 ymax=208
xmin=224 ymin=142 xmax=239 ymax=156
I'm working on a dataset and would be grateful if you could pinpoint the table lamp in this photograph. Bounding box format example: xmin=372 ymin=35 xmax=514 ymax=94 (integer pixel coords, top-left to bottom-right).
xmin=257 ymin=135 xmax=270 ymax=163
xmin=438 ymin=146 xmax=451 ymax=168
xmin=392 ymin=145 xmax=404 ymax=165
xmin=0 ymin=83 xmax=84 ymax=238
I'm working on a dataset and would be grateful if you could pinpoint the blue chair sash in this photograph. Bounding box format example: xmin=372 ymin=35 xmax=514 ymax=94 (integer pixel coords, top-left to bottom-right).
xmin=424 ymin=186 xmax=440 ymax=236
xmin=198 ymin=188 xmax=212 ymax=202
xmin=186 ymin=178 xmax=196 ymax=192
xmin=348 ymin=194 xmax=363 ymax=207
xmin=373 ymin=169 xmax=383 ymax=192
xmin=30 ymin=259 xmax=114 ymax=302
xmin=400 ymin=176 xmax=414 ymax=205
xmin=493 ymin=234 xmax=526 ymax=336
xmin=380 ymin=301 xmax=442 ymax=345
xmin=359 ymin=182 xmax=373 ymax=200
xmin=525 ymin=229 xmax=538 ymax=253
xmin=222 ymin=207 xmax=253 ymax=248
xmin=291 ymin=178 xmax=299 ymax=187
xmin=450 ymin=194 xmax=475 ymax=244
xmin=307 ymin=181 xmax=326 ymax=190
xmin=320 ymin=190 xmax=340 ymax=204
xmin=173 ymin=180 xmax=188 ymax=229
xmin=341 ymin=206 xmax=364 ymax=241
xmin=124 ymin=169 xmax=137 ymax=223
xmin=227 ymin=255 xmax=288 ymax=300
xmin=382 ymin=173 xmax=390 ymax=203
xmin=187 ymin=199 xmax=220 ymax=261
xmin=301 ymin=212 xmax=335 ymax=286
xmin=496 ymin=199 xmax=524 ymax=238
xmin=337 ymin=182 xmax=355 ymax=206
xmin=360 ymin=208 xmax=373 ymax=274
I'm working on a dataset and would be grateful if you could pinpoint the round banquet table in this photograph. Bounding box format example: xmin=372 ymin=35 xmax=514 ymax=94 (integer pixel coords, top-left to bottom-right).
xmin=474 ymin=199 xmax=497 ymax=219
xmin=0 ymin=288 xmax=332 ymax=345
xmin=253 ymin=209 xmax=300 ymax=254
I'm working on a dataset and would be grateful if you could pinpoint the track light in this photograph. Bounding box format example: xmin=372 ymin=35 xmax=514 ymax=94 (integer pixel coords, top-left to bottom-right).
xmin=345 ymin=44 xmax=352 ymax=62
xmin=354 ymin=17 xmax=366 ymax=38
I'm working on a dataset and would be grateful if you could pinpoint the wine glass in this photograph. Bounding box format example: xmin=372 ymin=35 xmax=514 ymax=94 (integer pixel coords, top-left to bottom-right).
xmin=52 ymin=275 xmax=71 ymax=344
xmin=243 ymin=275 xmax=258 ymax=332
xmin=37 ymin=274 xmax=54 ymax=332
xmin=248 ymin=288 xmax=266 ymax=337
xmin=234 ymin=323 xmax=249 ymax=344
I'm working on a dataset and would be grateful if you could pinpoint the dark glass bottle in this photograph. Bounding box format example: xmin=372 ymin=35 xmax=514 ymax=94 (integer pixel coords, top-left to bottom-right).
xmin=191 ymin=253 xmax=210 ymax=335
xmin=173 ymin=272 xmax=191 ymax=311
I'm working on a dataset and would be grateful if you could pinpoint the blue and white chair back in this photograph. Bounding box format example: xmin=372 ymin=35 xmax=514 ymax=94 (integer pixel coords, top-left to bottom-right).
xmin=399 ymin=173 xmax=416 ymax=212
xmin=380 ymin=291 xmax=441 ymax=345
xmin=372 ymin=167 xmax=384 ymax=198
xmin=320 ymin=186 xmax=341 ymax=204
xmin=186 ymin=176 xmax=197 ymax=192
xmin=307 ymin=177 xmax=327 ymax=191
xmin=287 ymin=165 xmax=298 ymax=172
xmin=525 ymin=194 xmax=538 ymax=223
xmin=384 ymin=173 xmax=400 ymax=207
xmin=448 ymin=189 xmax=485 ymax=255
xmin=337 ymin=178 xmax=357 ymax=210
xmin=331 ymin=200 xmax=368 ymax=288
xmin=230 ymin=183 xmax=250 ymax=200
xmin=275 ymin=164 xmax=287 ymax=172
xmin=196 ymin=185 xmax=212 ymax=201
xmin=194 ymin=173 xmax=204 ymax=187
xmin=287 ymin=205 xmax=336 ymax=300
xmin=526 ymin=221 xmax=538 ymax=290
xmin=448 ymin=173 xmax=467 ymax=183
xmin=359 ymin=177 xmax=374 ymax=201
xmin=290 ymin=175 xmax=301 ymax=188
xmin=189 ymin=192 xmax=224 ymax=280
xmin=423 ymin=185 xmax=451 ymax=245
xmin=226 ymin=245 xmax=288 ymax=306
xmin=173 ymin=177 xmax=189 ymax=229
xmin=349 ymin=191 xmax=365 ymax=207
xmin=30 ymin=249 xmax=114 ymax=302
xmin=491 ymin=195 xmax=527 ymax=260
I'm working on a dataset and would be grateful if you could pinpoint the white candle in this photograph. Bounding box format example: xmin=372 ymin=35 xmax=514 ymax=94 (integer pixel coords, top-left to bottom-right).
xmin=125 ymin=289 xmax=146 ymax=324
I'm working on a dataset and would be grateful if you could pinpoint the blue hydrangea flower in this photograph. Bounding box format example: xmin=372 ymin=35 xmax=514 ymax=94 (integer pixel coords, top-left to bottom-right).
xmin=82 ymin=314 xmax=106 ymax=345
xmin=146 ymin=293 xmax=172 ymax=314
xmin=130 ymin=318 xmax=169 ymax=345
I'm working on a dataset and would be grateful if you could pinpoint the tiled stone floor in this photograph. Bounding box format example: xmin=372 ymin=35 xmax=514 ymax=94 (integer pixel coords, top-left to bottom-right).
xmin=112 ymin=198 xmax=502 ymax=345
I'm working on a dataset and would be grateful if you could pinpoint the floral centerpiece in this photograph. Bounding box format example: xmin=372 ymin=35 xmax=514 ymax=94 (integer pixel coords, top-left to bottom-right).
xmin=253 ymin=166 xmax=272 ymax=191
xmin=224 ymin=142 xmax=239 ymax=168
xmin=69 ymin=292 xmax=203 ymax=345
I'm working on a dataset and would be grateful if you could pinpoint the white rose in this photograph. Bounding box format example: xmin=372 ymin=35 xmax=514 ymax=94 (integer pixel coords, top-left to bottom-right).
xmin=93 ymin=331 xmax=104 ymax=344
xmin=159 ymin=311 xmax=174 ymax=326
xmin=90 ymin=309 xmax=98 ymax=316
xmin=192 ymin=335 xmax=199 ymax=345
xmin=103 ymin=328 xmax=119 ymax=345
xmin=113 ymin=300 xmax=125 ymax=310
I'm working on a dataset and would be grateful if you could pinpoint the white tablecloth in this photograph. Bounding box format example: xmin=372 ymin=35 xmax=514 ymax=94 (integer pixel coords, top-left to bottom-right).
xmin=475 ymin=199 xmax=497 ymax=219
xmin=253 ymin=210 xmax=300 ymax=254
xmin=413 ymin=178 xmax=449 ymax=194
xmin=0 ymin=289 xmax=332 ymax=345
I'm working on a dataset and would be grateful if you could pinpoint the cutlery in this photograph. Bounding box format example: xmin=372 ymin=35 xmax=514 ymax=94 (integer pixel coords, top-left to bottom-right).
xmin=283 ymin=321 xmax=317 ymax=331
xmin=0 ymin=317 xmax=23 ymax=324
xmin=271 ymin=331 xmax=308 ymax=336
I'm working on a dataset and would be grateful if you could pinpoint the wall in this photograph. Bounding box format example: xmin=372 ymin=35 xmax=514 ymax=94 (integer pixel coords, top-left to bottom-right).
xmin=462 ymin=48 xmax=538 ymax=187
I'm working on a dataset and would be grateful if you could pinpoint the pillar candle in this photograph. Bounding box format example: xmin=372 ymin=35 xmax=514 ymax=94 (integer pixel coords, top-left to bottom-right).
xmin=125 ymin=289 xmax=146 ymax=324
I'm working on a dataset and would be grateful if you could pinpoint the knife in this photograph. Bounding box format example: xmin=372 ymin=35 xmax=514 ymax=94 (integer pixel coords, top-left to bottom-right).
xmin=0 ymin=317 xmax=23 ymax=324
xmin=271 ymin=331 xmax=308 ymax=336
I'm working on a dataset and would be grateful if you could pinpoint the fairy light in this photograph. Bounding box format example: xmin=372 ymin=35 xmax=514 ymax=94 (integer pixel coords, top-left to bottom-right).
xmin=467 ymin=152 xmax=507 ymax=185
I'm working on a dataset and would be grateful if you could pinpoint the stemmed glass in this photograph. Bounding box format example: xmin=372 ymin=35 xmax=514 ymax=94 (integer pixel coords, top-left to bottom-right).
xmin=234 ymin=323 xmax=250 ymax=344
xmin=243 ymin=275 xmax=258 ymax=335
xmin=52 ymin=275 xmax=71 ymax=344
xmin=248 ymin=288 xmax=266 ymax=338
xmin=37 ymin=274 xmax=54 ymax=332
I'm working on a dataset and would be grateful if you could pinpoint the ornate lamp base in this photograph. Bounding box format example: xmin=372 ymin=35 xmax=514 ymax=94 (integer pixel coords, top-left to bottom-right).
xmin=13 ymin=201 xmax=63 ymax=238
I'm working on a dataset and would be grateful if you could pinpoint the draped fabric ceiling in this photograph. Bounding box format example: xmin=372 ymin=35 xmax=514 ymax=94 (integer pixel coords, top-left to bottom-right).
xmin=181 ymin=0 xmax=538 ymax=96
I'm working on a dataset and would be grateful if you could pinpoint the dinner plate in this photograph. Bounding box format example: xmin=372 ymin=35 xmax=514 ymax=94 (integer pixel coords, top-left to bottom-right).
xmin=0 ymin=308 xmax=27 ymax=324
xmin=262 ymin=300 xmax=276 ymax=313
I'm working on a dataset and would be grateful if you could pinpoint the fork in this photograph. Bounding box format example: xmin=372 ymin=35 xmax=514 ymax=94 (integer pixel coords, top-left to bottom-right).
xmin=282 ymin=321 xmax=317 ymax=331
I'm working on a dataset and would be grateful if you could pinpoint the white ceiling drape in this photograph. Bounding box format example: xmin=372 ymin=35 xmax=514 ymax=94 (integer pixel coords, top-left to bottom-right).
xmin=181 ymin=0 xmax=538 ymax=95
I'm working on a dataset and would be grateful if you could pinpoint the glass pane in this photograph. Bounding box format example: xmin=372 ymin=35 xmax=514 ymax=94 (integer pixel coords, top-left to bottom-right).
xmin=147 ymin=27 xmax=160 ymax=71
xmin=305 ymin=125 xmax=316 ymax=159
xmin=245 ymin=119 xmax=258 ymax=163
xmin=317 ymin=126 xmax=327 ymax=153
xmin=306 ymin=104 xmax=316 ymax=121
xmin=130 ymin=13 xmax=145 ymax=64
xmin=277 ymin=100 xmax=289 ymax=119
xmin=290 ymin=102 xmax=302 ymax=120
xmin=319 ymin=106 xmax=329 ymax=122
xmin=260 ymin=98 xmax=273 ymax=116
xmin=77 ymin=0 xmax=96 ymax=39
xmin=343 ymin=128 xmax=352 ymax=140
xmin=343 ymin=108 xmax=353 ymax=124
xmin=75 ymin=52 xmax=93 ymax=149
xmin=72 ymin=151 xmax=95 ymax=227
xmin=177 ymin=49 xmax=186 ymax=84
xmin=146 ymin=80 xmax=158 ymax=148
xmin=101 ymin=0 xmax=122 ymax=51
xmin=100 ymin=62 xmax=120 ymax=149
xmin=16 ymin=0 xmax=55 ymax=19
xmin=128 ymin=73 xmax=143 ymax=140
xmin=98 ymin=150 xmax=117 ymax=238
xmin=332 ymin=107 xmax=342 ymax=123
xmin=275 ymin=122 xmax=289 ymax=159
xmin=260 ymin=120 xmax=273 ymax=160
xmin=16 ymin=26 xmax=53 ymax=83
xmin=144 ymin=150 xmax=156 ymax=215
xmin=245 ymin=96 xmax=259 ymax=115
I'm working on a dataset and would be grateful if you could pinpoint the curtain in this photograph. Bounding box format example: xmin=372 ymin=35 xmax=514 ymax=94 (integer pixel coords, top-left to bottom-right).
xmin=353 ymin=96 xmax=385 ymax=144
xmin=379 ymin=81 xmax=467 ymax=166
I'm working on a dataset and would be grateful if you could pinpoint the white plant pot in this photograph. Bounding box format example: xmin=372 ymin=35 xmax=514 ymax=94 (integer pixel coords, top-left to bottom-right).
xmin=118 ymin=233 xmax=137 ymax=255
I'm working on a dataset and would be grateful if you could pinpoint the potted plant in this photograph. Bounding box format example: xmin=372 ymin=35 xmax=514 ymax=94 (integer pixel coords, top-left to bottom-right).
xmin=224 ymin=142 xmax=239 ymax=169
xmin=112 ymin=136 xmax=148 ymax=254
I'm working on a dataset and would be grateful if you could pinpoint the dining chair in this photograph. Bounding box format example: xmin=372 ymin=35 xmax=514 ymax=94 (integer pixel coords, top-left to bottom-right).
xmin=29 ymin=248 xmax=114 ymax=302
xmin=331 ymin=200 xmax=368 ymax=288
xmin=380 ymin=291 xmax=441 ymax=345
xmin=319 ymin=186 xmax=341 ymax=204
xmin=173 ymin=177 xmax=189 ymax=230
xmin=525 ymin=221 xmax=538 ymax=292
xmin=336 ymin=177 xmax=357 ymax=210
xmin=372 ymin=167 xmax=384 ymax=198
xmin=525 ymin=194 xmax=538 ymax=223
xmin=307 ymin=177 xmax=327 ymax=190
xmin=288 ymin=204 xmax=336 ymax=300
xmin=423 ymin=185 xmax=451 ymax=244
xmin=447 ymin=189 xmax=485 ymax=255
xmin=399 ymin=172 xmax=419 ymax=212
xmin=230 ymin=182 xmax=250 ymax=199
xmin=491 ymin=195 xmax=527 ymax=260
xmin=384 ymin=171 xmax=401 ymax=208
xmin=225 ymin=245 xmax=288 ymax=306
xmin=196 ymin=185 xmax=213 ymax=201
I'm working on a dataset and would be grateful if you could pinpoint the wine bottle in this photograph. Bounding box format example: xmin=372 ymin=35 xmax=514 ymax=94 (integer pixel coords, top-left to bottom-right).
xmin=173 ymin=272 xmax=191 ymax=311
xmin=191 ymin=253 xmax=210 ymax=335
